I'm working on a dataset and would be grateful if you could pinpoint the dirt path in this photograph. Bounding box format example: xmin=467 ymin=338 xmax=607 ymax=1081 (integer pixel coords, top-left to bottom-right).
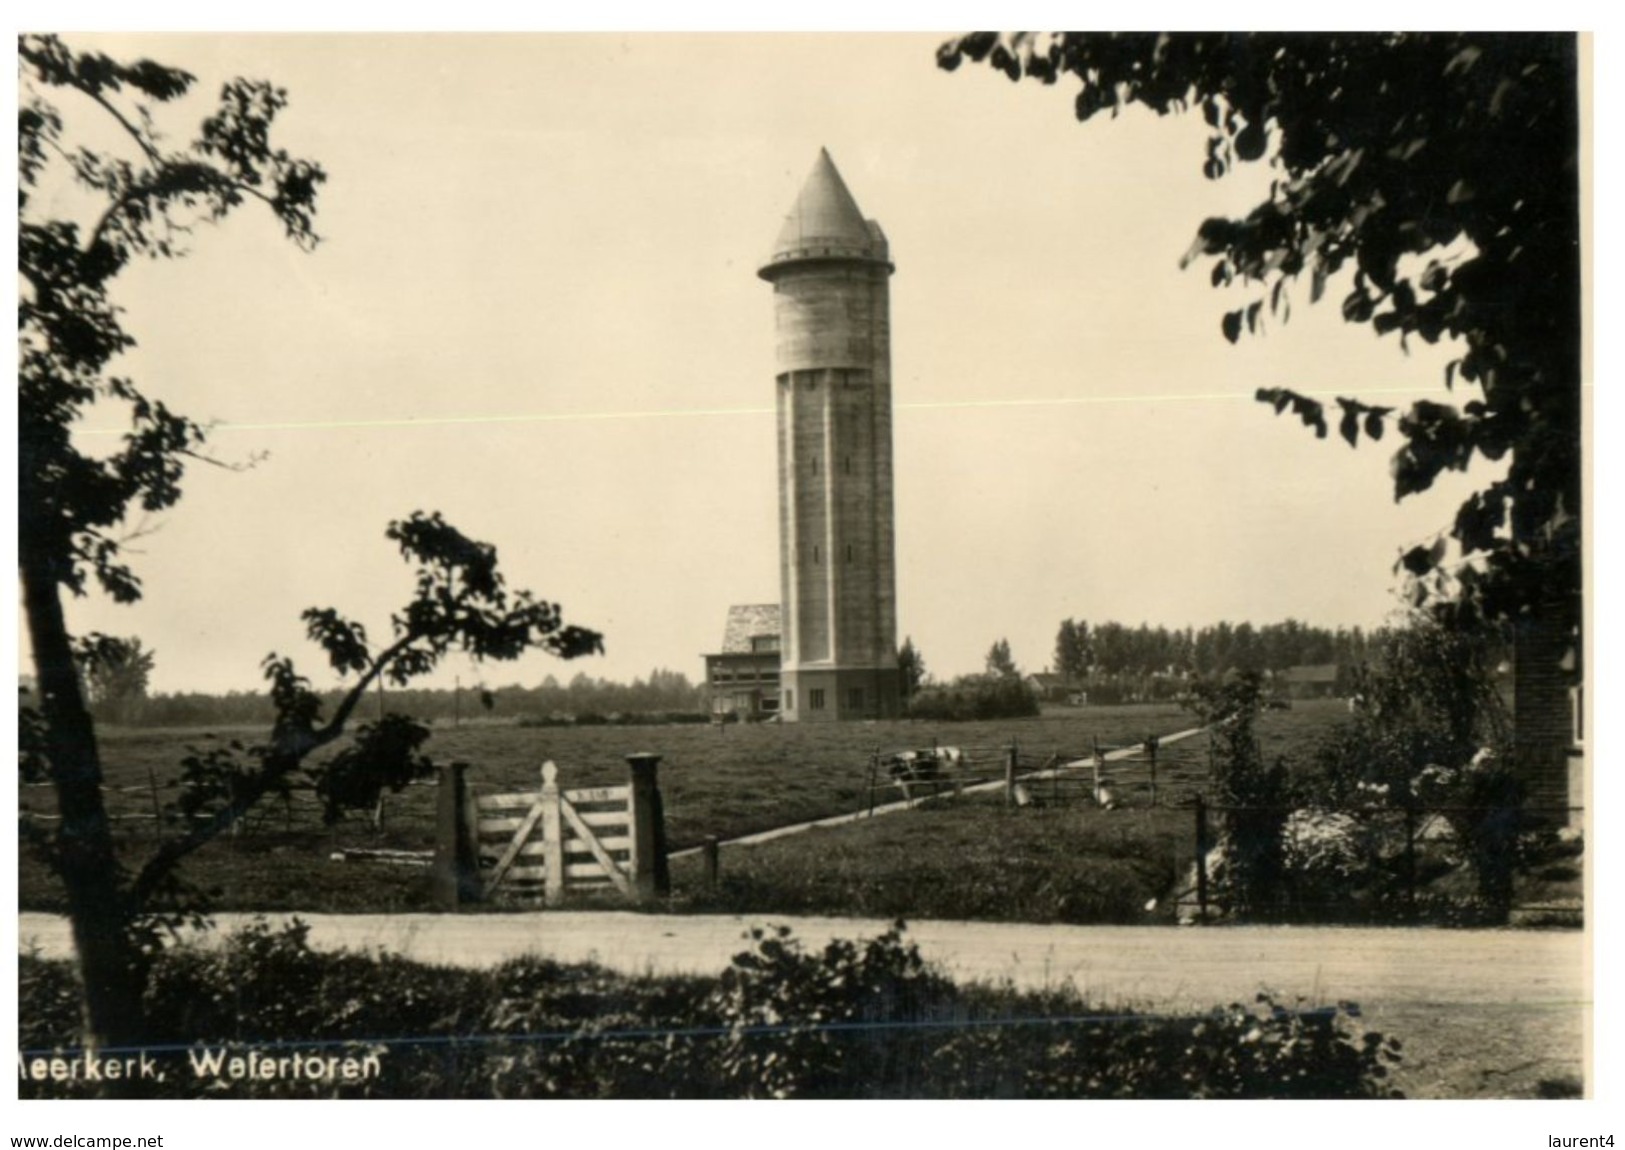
xmin=17 ymin=911 xmax=1586 ymax=1097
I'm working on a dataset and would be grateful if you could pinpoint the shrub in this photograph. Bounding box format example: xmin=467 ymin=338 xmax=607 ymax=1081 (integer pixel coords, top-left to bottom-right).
xmin=18 ymin=919 xmax=1402 ymax=1099
xmin=1185 ymin=672 xmax=1292 ymax=917
xmin=1280 ymin=809 xmax=1371 ymax=917
xmin=923 ymin=992 xmax=1400 ymax=1099
xmin=704 ymin=922 xmax=959 ymax=1098
xmin=1307 ymin=615 xmax=1522 ymax=920
xmin=907 ymin=675 xmax=1039 ymax=721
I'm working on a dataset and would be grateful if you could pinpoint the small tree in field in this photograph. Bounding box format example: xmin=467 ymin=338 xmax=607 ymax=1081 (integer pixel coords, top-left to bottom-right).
xmin=1185 ymin=672 xmax=1291 ymax=918
xmin=897 ymin=636 xmax=928 ymax=700
xmin=74 ymin=634 xmax=156 ymax=726
xmin=984 ymin=637 xmax=1019 ymax=680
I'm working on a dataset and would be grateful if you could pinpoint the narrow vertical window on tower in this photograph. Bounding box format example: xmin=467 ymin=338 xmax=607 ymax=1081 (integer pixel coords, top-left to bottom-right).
xmin=811 ymin=455 xmax=818 ymax=476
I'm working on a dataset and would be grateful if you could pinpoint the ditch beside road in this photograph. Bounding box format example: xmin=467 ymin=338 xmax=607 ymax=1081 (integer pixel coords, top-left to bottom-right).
xmin=17 ymin=911 xmax=1587 ymax=1098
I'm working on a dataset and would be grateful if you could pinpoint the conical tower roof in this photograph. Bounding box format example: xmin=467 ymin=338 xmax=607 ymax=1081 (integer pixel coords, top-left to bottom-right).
xmin=760 ymin=149 xmax=891 ymax=280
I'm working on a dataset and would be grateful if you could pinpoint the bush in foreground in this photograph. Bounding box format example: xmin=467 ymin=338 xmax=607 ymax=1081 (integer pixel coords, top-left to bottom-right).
xmin=19 ymin=919 xmax=1401 ymax=1099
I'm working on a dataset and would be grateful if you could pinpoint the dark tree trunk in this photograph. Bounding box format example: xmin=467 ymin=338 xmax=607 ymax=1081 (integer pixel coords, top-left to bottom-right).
xmin=20 ymin=551 xmax=149 ymax=1053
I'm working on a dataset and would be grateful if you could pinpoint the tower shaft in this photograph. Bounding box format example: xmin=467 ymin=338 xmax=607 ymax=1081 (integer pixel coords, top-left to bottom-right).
xmin=760 ymin=151 xmax=900 ymax=722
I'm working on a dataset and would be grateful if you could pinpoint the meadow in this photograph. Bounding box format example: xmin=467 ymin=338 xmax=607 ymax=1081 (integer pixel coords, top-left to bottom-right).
xmin=18 ymin=700 xmax=1349 ymax=917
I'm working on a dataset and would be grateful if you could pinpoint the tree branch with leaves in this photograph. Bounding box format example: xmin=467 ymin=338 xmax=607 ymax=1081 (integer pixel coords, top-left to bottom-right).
xmin=938 ymin=32 xmax=1580 ymax=640
xmin=128 ymin=512 xmax=602 ymax=908
xmin=18 ymin=33 xmax=331 ymax=1052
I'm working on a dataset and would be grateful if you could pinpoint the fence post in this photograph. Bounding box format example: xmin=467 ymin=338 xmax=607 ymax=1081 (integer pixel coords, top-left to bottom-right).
xmin=1092 ymin=737 xmax=1102 ymax=799
xmin=869 ymin=747 xmax=880 ymax=818
xmin=1194 ymin=793 xmax=1209 ymax=922
xmin=626 ymin=753 xmax=669 ymax=901
xmin=1404 ymin=807 xmax=1418 ymax=923
xmin=1004 ymin=742 xmax=1018 ymax=806
xmin=434 ymin=761 xmax=478 ymax=911
xmin=1147 ymin=734 xmax=1159 ymax=808
xmin=541 ymin=761 xmax=564 ymax=906
xmin=703 ymin=835 xmax=721 ymax=890
xmin=146 ymin=766 xmax=164 ymax=833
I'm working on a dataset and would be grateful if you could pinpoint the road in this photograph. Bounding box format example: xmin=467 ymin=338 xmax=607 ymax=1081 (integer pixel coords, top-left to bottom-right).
xmin=17 ymin=912 xmax=1587 ymax=1097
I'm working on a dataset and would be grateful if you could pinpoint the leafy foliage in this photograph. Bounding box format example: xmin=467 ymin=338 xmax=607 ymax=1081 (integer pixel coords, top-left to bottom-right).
xmin=938 ymin=32 xmax=1580 ymax=639
xmin=896 ymin=636 xmax=928 ymax=700
xmin=312 ymin=714 xmax=434 ymax=824
xmin=17 ymin=32 xmax=329 ymax=1051
xmin=15 ymin=36 xmax=601 ymax=1051
xmin=907 ymin=674 xmax=1039 ymax=721
xmin=984 ymin=636 xmax=1020 ymax=679
xmin=19 ymin=919 xmax=1402 ymax=1099
xmin=132 ymin=514 xmax=603 ymax=905
xmin=1307 ymin=614 xmax=1521 ymax=917
xmin=1186 ymin=672 xmax=1291 ymax=916
xmin=707 ymin=923 xmax=956 ymax=1098
xmin=1053 ymin=617 xmax=1091 ymax=682
xmin=19 ymin=33 xmax=326 ymax=603
xmin=73 ymin=634 xmax=155 ymax=725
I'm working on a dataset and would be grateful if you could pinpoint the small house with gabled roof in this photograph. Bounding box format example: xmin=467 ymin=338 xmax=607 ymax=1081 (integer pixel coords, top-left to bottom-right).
xmin=703 ymin=604 xmax=782 ymax=719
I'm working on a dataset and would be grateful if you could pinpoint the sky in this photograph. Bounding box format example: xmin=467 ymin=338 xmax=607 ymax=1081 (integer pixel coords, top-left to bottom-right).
xmin=19 ymin=32 xmax=1529 ymax=695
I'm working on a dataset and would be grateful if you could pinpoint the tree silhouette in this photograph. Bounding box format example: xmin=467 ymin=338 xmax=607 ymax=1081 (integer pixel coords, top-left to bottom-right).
xmin=74 ymin=634 xmax=156 ymax=725
xmin=984 ymin=637 xmax=1019 ymax=679
xmin=17 ymin=37 xmax=603 ymax=1057
xmin=19 ymin=33 xmax=327 ymax=1051
xmin=939 ymin=31 xmax=1580 ymax=673
xmin=897 ymin=636 xmax=928 ymax=700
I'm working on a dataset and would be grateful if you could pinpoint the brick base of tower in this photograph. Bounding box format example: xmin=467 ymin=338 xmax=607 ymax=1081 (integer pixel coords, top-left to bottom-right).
xmin=779 ymin=667 xmax=902 ymax=723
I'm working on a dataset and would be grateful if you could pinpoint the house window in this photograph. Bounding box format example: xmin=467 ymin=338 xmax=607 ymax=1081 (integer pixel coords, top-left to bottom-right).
xmin=848 ymin=688 xmax=864 ymax=712
xmin=751 ymin=635 xmax=780 ymax=653
xmin=810 ymin=689 xmax=826 ymax=711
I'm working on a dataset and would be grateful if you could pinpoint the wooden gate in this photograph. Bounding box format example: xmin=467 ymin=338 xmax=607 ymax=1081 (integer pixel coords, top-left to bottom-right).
xmin=435 ymin=755 xmax=667 ymax=908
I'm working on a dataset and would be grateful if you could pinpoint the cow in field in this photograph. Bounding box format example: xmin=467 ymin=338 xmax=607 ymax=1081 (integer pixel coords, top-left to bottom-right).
xmin=886 ymin=746 xmax=966 ymax=801
xmin=886 ymin=745 xmax=964 ymax=782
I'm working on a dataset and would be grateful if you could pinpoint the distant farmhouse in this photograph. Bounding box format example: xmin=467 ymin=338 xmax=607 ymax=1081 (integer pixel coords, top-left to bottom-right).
xmin=1024 ymin=672 xmax=1072 ymax=704
xmin=1275 ymin=663 xmax=1341 ymax=700
xmin=705 ymin=150 xmax=903 ymax=723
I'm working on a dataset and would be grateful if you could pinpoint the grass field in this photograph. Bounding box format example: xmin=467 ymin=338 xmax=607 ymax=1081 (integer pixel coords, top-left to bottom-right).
xmin=670 ymin=795 xmax=1194 ymax=924
xmin=17 ymin=700 xmax=1350 ymax=916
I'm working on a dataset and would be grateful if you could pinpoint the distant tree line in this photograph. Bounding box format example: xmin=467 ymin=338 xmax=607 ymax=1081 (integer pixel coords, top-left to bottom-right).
xmin=71 ymin=667 xmax=704 ymax=729
xmin=1049 ymin=618 xmax=1517 ymax=706
xmin=1053 ymin=618 xmax=1382 ymax=685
